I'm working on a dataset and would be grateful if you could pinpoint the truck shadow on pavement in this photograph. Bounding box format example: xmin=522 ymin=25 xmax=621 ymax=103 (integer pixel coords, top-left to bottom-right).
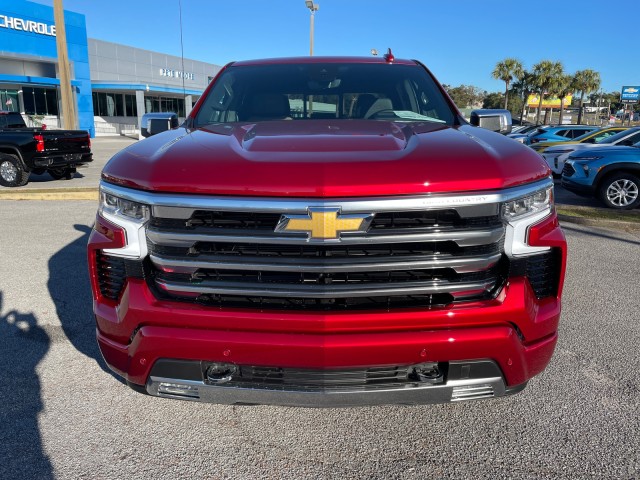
xmin=47 ymin=224 xmax=120 ymax=382
xmin=562 ymin=224 xmax=640 ymax=246
xmin=28 ymin=171 xmax=86 ymax=183
xmin=0 ymin=292 xmax=54 ymax=479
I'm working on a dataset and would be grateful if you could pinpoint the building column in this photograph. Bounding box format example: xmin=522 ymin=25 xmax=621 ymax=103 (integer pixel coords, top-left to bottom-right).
xmin=135 ymin=90 xmax=145 ymax=128
xmin=184 ymin=95 xmax=193 ymax=117
xmin=17 ymin=89 xmax=25 ymax=114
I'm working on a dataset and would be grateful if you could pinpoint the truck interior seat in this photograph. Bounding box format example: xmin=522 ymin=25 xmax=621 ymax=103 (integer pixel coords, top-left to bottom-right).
xmin=246 ymin=93 xmax=291 ymax=121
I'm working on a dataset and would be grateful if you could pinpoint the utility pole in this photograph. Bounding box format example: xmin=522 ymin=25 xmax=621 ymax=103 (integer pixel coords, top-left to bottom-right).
xmin=305 ymin=1 xmax=319 ymax=56
xmin=53 ymin=0 xmax=77 ymax=129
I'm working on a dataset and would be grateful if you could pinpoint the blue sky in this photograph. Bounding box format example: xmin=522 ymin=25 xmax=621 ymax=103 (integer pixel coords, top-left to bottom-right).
xmin=33 ymin=0 xmax=637 ymax=94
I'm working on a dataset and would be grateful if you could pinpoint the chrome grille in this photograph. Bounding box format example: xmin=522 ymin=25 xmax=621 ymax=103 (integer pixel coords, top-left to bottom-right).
xmin=144 ymin=196 xmax=508 ymax=310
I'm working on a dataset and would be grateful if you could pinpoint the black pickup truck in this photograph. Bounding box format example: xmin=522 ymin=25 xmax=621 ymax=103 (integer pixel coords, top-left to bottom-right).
xmin=0 ymin=111 xmax=92 ymax=187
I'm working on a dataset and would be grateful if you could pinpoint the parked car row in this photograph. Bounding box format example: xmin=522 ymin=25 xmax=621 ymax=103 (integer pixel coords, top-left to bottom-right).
xmin=541 ymin=127 xmax=640 ymax=175
xmin=506 ymin=122 xmax=640 ymax=209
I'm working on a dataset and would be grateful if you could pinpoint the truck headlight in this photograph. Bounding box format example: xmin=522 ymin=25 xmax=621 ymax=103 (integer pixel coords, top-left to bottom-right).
xmin=98 ymin=189 xmax=150 ymax=258
xmin=100 ymin=191 xmax=150 ymax=221
xmin=503 ymin=186 xmax=554 ymax=257
xmin=502 ymin=187 xmax=553 ymax=221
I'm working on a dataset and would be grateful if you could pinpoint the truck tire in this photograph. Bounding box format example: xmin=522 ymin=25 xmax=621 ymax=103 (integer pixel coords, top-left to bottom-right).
xmin=598 ymin=172 xmax=640 ymax=209
xmin=48 ymin=167 xmax=75 ymax=180
xmin=0 ymin=153 xmax=30 ymax=187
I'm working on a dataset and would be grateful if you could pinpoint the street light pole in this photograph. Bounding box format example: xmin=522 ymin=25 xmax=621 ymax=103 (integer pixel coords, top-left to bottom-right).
xmin=305 ymin=1 xmax=319 ymax=56
xmin=53 ymin=0 xmax=77 ymax=129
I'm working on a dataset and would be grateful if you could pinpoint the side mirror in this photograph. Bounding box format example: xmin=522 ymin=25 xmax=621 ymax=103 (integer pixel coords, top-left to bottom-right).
xmin=147 ymin=118 xmax=172 ymax=136
xmin=470 ymin=109 xmax=512 ymax=134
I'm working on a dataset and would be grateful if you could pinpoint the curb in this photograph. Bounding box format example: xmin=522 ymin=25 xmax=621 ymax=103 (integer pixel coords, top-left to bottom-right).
xmin=0 ymin=188 xmax=98 ymax=201
xmin=557 ymin=213 xmax=640 ymax=232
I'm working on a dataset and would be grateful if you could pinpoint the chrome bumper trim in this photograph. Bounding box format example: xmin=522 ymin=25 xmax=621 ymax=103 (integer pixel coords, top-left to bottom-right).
xmin=155 ymin=278 xmax=496 ymax=299
xmin=146 ymin=376 xmax=511 ymax=407
xmin=146 ymin=226 xmax=505 ymax=247
xmin=149 ymin=252 xmax=502 ymax=274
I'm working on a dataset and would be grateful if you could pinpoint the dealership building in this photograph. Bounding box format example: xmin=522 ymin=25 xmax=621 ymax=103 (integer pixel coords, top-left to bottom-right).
xmin=0 ymin=0 xmax=221 ymax=136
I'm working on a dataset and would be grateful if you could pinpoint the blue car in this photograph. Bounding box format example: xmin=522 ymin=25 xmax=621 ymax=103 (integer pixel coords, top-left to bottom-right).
xmin=526 ymin=125 xmax=600 ymax=145
xmin=561 ymin=143 xmax=640 ymax=209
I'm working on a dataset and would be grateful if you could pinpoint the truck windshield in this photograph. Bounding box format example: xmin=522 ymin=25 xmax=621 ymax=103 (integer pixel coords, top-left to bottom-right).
xmin=194 ymin=63 xmax=456 ymax=126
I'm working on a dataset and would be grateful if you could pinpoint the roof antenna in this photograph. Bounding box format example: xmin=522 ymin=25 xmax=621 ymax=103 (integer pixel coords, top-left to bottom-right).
xmin=383 ymin=48 xmax=394 ymax=63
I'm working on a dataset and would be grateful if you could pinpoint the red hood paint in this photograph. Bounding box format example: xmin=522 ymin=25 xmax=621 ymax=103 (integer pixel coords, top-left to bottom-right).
xmin=102 ymin=121 xmax=550 ymax=197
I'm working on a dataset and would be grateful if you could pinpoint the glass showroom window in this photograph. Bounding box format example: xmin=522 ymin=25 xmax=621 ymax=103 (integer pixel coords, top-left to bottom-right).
xmin=23 ymin=87 xmax=59 ymax=115
xmin=0 ymin=90 xmax=19 ymax=112
xmin=145 ymin=96 xmax=185 ymax=117
xmin=92 ymin=92 xmax=126 ymax=116
xmin=125 ymin=94 xmax=137 ymax=117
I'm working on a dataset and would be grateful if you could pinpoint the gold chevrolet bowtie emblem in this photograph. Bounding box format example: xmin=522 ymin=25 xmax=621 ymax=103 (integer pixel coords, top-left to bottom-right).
xmin=276 ymin=208 xmax=373 ymax=239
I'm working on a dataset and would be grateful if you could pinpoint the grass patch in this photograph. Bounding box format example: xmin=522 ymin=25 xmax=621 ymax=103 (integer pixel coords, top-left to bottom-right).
xmin=557 ymin=206 xmax=640 ymax=223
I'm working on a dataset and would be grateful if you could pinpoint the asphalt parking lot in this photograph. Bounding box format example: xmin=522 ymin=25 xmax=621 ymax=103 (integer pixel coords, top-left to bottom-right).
xmin=0 ymin=200 xmax=639 ymax=479
xmin=0 ymin=136 xmax=638 ymax=479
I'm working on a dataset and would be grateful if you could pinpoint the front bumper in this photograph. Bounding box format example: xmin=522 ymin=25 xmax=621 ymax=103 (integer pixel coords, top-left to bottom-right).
xmin=145 ymin=359 xmax=528 ymax=406
xmin=32 ymin=152 xmax=93 ymax=168
xmin=94 ymin=276 xmax=560 ymax=406
xmin=561 ymin=176 xmax=595 ymax=196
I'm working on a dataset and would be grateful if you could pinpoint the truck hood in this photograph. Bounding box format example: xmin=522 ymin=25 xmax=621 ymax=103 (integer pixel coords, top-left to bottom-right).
xmin=102 ymin=121 xmax=550 ymax=197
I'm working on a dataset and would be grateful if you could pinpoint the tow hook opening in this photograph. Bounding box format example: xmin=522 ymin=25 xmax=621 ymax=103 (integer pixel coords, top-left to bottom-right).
xmin=204 ymin=362 xmax=237 ymax=385
xmin=410 ymin=362 xmax=445 ymax=385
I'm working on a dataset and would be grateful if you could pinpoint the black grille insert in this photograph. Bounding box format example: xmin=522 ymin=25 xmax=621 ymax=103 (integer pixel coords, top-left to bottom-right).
xmin=189 ymin=292 xmax=458 ymax=311
xmin=562 ymin=163 xmax=576 ymax=177
xmin=96 ymin=253 xmax=126 ymax=300
xmin=150 ymin=209 xmax=502 ymax=234
xmin=96 ymin=253 xmax=145 ymax=300
xmin=510 ymin=250 xmax=561 ymax=299
xmin=149 ymin=239 xmax=503 ymax=259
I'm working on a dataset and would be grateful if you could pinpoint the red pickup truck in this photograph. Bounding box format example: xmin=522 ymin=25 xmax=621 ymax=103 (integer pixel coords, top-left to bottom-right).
xmin=88 ymin=56 xmax=566 ymax=406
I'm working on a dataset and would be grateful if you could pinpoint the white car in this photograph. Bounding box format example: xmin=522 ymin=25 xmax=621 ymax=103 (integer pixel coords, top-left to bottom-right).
xmin=507 ymin=125 xmax=546 ymax=144
xmin=543 ymin=127 xmax=640 ymax=175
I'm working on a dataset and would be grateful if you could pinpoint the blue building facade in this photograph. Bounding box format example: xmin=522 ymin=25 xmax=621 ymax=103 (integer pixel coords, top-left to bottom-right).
xmin=0 ymin=0 xmax=94 ymax=135
xmin=0 ymin=0 xmax=221 ymax=137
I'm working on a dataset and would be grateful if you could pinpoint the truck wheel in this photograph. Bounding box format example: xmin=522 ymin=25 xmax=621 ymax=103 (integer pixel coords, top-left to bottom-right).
xmin=48 ymin=167 xmax=75 ymax=180
xmin=0 ymin=153 xmax=29 ymax=187
xmin=598 ymin=172 xmax=640 ymax=209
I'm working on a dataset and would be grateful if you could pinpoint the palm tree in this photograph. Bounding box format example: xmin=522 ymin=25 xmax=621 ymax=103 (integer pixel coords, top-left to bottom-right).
xmin=511 ymin=71 xmax=536 ymax=124
xmin=573 ymin=69 xmax=601 ymax=124
xmin=532 ymin=60 xmax=564 ymax=124
xmin=492 ymin=58 xmax=524 ymax=110
xmin=551 ymin=74 xmax=573 ymax=125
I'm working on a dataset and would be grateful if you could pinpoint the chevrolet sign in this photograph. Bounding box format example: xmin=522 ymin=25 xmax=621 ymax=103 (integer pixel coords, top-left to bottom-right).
xmin=0 ymin=15 xmax=56 ymax=37
xmin=621 ymin=86 xmax=640 ymax=103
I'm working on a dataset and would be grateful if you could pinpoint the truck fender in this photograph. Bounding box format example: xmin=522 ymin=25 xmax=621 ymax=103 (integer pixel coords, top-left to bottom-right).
xmin=0 ymin=145 xmax=27 ymax=170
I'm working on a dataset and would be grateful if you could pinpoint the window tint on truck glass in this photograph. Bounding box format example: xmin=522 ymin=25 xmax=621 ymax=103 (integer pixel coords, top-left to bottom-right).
xmin=195 ymin=63 xmax=455 ymax=126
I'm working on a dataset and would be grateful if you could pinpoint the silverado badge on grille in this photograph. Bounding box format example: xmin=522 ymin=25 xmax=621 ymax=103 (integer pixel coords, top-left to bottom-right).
xmin=275 ymin=208 xmax=374 ymax=239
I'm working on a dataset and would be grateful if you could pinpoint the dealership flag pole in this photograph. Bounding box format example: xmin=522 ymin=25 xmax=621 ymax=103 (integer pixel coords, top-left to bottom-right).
xmin=53 ymin=0 xmax=77 ymax=130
